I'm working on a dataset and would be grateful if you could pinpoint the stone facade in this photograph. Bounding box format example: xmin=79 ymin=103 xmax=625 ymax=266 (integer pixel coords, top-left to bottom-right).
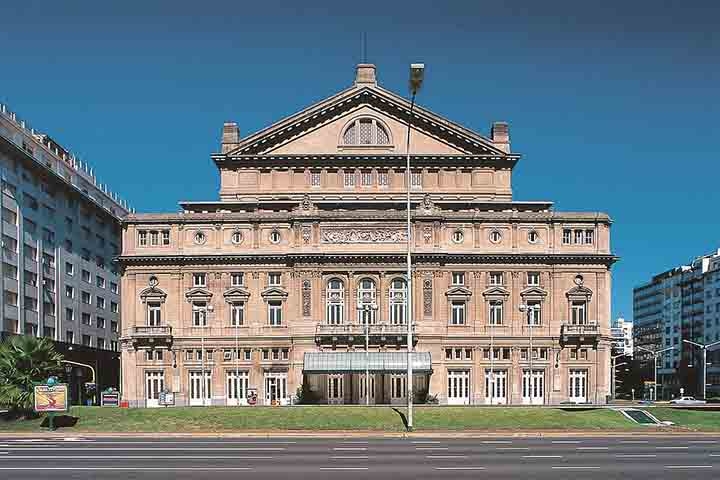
xmin=119 ymin=64 xmax=616 ymax=407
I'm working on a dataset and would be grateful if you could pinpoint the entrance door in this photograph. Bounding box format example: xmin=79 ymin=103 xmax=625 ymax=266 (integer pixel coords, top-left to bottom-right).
xmin=390 ymin=374 xmax=407 ymax=404
xmin=485 ymin=369 xmax=507 ymax=404
xmin=359 ymin=374 xmax=375 ymax=404
xmin=189 ymin=371 xmax=211 ymax=406
xmin=447 ymin=370 xmax=470 ymax=405
xmin=327 ymin=374 xmax=344 ymax=404
xmin=264 ymin=372 xmax=288 ymax=405
xmin=568 ymin=369 xmax=587 ymax=403
xmin=145 ymin=371 xmax=164 ymax=408
xmin=226 ymin=371 xmax=248 ymax=406
xmin=522 ymin=370 xmax=545 ymax=405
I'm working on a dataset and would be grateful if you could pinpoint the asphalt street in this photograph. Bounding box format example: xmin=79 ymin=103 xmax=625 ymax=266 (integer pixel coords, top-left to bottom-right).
xmin=1 ymin=435 xmax=720 ymax=479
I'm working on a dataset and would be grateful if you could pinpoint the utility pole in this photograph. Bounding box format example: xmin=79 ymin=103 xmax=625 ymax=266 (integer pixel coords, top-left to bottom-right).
xmin=637 ymin=345 xmax=675 ymax=401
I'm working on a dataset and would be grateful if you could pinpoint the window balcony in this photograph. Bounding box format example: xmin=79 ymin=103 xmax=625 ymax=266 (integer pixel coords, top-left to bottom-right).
xmin=561 ymin=323 xmax=600 ymax=345
xmin=128 ymin=325 xmax=173 ymax=349
xmin=315 ymin=323 xmax=417 ymax=347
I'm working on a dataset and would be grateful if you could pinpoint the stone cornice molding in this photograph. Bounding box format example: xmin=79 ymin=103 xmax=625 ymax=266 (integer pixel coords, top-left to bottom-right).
xmin=185 ymin=287 xmax=213 ymax=302
xmin=223 ymin=287 xmax=251 ymax=303
xmin=260 ymin=286 xmax=289 ymax=301
xmin=482 ymin=286 xmax=511 ymax=299
xmin=445 ymin=285 xmax=473 ymax=299
xmin=139 ymin=286 xmax=167 ymax=304
xmin=519 ymin=286 xmax=549 ymax=299
xmin=566 ymin=285 xmax=594 ymax=300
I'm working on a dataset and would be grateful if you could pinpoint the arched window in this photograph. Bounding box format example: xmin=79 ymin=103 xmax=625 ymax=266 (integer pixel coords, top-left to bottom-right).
xmin=389 ymin=278 xmax=408 ymax=325
xmin=357 ymin=278 xmax=377 ymax=325
xmin=326 ymin=278 xmax=345 ymax=325
xmin=342 ymin=118 xmax=391 ymax=146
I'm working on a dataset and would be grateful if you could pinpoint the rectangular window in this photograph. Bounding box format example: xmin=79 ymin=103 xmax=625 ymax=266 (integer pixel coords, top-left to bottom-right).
xmin=268 ymin=272 xmax=281 ymax=286
xmin=268 ymin=301 xmax=282 ymax=326
xmin=378 ymin=171 xmax=389 ymax=187
xmin=344 ymin=171 xmax=355 ymax=187
xmin=96 ymin=296 xmax=106 ymax=309
xmin=451 ymin=301 xmax=466 ymax=325
xmin=489 ymin=272 xmax=503 ymax=285
xmin=110 ymin=282 xmax=119 ymax=294
xmin=138 ymin=231 xmax=147 ymax=246
xmin=65 ymin=307 xmax=74 ymax=322
xmin=65 ymin=262 xmax=74 ymax=276
xmin=571 ymin=301 xmax=587 ymax=325
xmin=584 ymin=230 xmax=594 ymax=245
xmin=193 ymin=273 xmax=206 ymax=287
xmin=110 ymin=301 xmax=119 ymax=313
xmin=81 ymin=291 xmax=91 ymax=304
xmin=2 ymin=207 xmax=17 ymax=225
xmin=82 ymin=270 xmax=91 ymax=283
xmin=65 ymin=285 xmax=75 ymax=299
xmin=82 ymin=335 xmax=92 ymax=347
xmin=96 ymin=276 xmax=105 ymax=288
xmin=231 ymin=272 xmax=244 ymax=286
xmin=81 ymin=313 xmax=91 ymax=325
xmin=489 ymin=300 xmax=504 ymax=325
xmin=23 ymin=270 xmax=37 ymax=286
xmin=451 ymin=272 xmax=465 ymax=286
xmin=66 ymin=330 xmax=74 ymax=343
xmin=111 ymin=320 xmax=118 ymax=333
xmin=24 ymin=296 xmax=38 ymax=312
xmin=231 ymin=302 xmax=245 ymax=326
xmin=244 ymin=349 xmax=251 ymax=361
xmin=192 ymin=302 xmax=208 ymax=327
xmin=527 ymin=272 xmax=540 ymax=286
xmin=96 ymin=316 xmax=106 ymax=329
xmin=526 ymin=300 xmax=542 ymax=326
xmin=411 ymin=171 xmax=422 ymax=188
xmin=162 ymin=230 xmax=170 ymax=245
xmin=150 ymin=231 xmax=159 ymax=246
xmin=562 ymin=229 xmax=572 ymax=244
xmin=361 ymin=171 xmax=373 ymax=186
xmin=574 ymin=230 xmax=583 ymax=244
xmin=310 ymin=171 xmax=321 ymax=187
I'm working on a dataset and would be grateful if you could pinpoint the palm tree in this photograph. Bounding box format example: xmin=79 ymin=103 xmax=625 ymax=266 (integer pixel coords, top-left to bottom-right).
xmin=0 ymin=335 xmax=63 ymax=416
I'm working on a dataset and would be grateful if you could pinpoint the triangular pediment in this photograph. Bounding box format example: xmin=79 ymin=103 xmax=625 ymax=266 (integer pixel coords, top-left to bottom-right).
xmin=261 ymin=286 xmax=289 ymax=299
xmin=566 ymin=285 xmax=593 ymax=299
xmin=445 ymin=286 xmax=473 ymax=298
xmin=520 ymin=286 xmax=548 ymax=298
xmin=482 ymin=286 xmax=511 ymax=297
xmin=185 ymin=287 xmax=213 ymax=301
xmin=223 ymin=287 xmax=251 ymax=302
xmin=139 ymin=286 xmax=167 ymax=303
xmin=223 ymin=86 xmax=511 ymax=157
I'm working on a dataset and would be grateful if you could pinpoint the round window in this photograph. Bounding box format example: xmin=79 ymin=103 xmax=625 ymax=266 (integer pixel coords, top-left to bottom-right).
xmin=451 ymin=230 xmax=464 ymax=244
xmin=269 ymin=230 xmax=281 ymax=244
xmin=528 ymin=230 xmax=539 ymax=244
xmin=231 ymin=230 xmax=243 ymax=245
xmin=193 ymin=231 xmax=206 ymax=245
xmin=489 ymin=230 xmax=503 ymax=244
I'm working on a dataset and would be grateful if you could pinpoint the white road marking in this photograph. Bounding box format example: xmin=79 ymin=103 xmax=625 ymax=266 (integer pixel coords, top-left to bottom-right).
xmin=0 ymin=453 xmax=7 ymax=455
xmin=62 ymin=438 xmax=91 ymax=442
xmin=577 ymin=446 xmax=609 ymax=450
xmin=657 ymin=446 xmax=689 ymax=450
xmin=412 ymin=441 xmax=442 ymax=444
xmin=331 ymin=456 xmax=369 ymax=460
xmin=617 ymin=454 xmax=657 ymax=458
xmin=0 ymin=467 xmax=253 ymax=471
xmin=0 ymin=447 xmax=285 ymax=451
xmin=10 ymin=439 xmax=46 ymax=443
xmin=552 ymin=466 xmax=601 ymax=470
xmin=552 ymin=441 xmax=581 ymax=444
xmin=689 ymin=441 xmax=717 ymax=444
xmin=434 ymin=467 xmax=485 ymax=470
xmin=341 ymin=441 xmax=369 ymax=444
xmin=497 ymin=447 xmax=530 ymax=451
xmin=426 ymin=455 xmax=467 ymax=459
xmin=332 ymin=447 xmax=367 ymax=451
xmin=482 ymin=441 xmax=512 ymax=444
xmin=48 ymin=440 xmax=296 ymax=445
xmin=415 ymin=447 xmax=449 ymax=450
xmin=320 ymin=467 xmax=369 ymax=471
xmin=665 ymin=465 xmax=713 ymax=469
xmin=620 ymin=441 xmax=649 ymax=444
xmin=523 ymin=455 xmax=563 ymax=458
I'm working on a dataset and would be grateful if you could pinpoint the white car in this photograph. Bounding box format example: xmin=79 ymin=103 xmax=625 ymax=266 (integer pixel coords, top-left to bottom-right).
xmin=670 ymin=396 xmax=706 ymax=405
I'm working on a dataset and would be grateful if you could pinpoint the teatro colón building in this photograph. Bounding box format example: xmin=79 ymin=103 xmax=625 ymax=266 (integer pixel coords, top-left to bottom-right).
xmin=118 ymin=63 xmax=616 ymax=407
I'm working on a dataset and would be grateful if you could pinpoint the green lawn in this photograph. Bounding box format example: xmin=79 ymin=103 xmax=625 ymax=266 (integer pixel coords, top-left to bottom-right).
xmin=1 ymin=406 xmax=718 ymax=433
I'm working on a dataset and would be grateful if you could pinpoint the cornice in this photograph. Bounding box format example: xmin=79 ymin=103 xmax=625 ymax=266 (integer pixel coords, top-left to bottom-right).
xmin=117 ymin=252 xmax=619 ymax=268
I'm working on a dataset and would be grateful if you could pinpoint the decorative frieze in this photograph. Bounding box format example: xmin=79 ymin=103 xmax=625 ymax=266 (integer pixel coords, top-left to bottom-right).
xmin=423 ymin=278 xmax=433 ymax=316
xmin=301 ymin=225 xmax=312 ymax=244
xmin=302 ymin=279 xmax=312 ymax=316
xmin=321 ymin=228 xmax=407 ymax=244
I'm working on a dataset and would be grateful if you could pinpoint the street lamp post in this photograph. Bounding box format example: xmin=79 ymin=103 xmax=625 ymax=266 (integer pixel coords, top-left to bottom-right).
xmin=682 ymin=339 xmax=720 ymax=400
xmin=358 ymin=300 xmax=378 ymax=406
xmin=405 ymin=63 xmax=424 ymax=431
xmin=637 ymin=345 xmax=675 ymax=401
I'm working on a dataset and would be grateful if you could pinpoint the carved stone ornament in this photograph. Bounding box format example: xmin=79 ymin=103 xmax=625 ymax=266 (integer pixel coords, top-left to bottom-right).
xmin=301 ymin=225 xmax=312 ymax=244
xmin=423 ymin=278 xmax=433 ymax=316
xmin=423 ymin=226 xmax=432 ymax=244
xmin=302 ymin=279 xmax=312 ymax=317
xmin=321 ymin=228 xmax=408 ymax=244
xmin=419 ymin=194 xmax=439 ymax=214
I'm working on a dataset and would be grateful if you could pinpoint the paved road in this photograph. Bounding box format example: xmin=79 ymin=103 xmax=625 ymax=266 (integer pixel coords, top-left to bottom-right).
xmin=1 ymin=435 xmax=720 ymax=478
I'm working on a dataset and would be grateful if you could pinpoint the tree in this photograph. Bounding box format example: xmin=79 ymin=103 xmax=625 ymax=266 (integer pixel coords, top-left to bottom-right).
xmin=0 ymin=336 xmax=63 ymax=416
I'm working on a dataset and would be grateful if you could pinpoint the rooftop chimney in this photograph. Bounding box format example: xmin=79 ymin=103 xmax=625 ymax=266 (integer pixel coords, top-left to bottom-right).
xmin=354 ymin=63 xmax=377 ymax=86
xmin=221 ymin=121 xmax=240 ymax=153
xmin=491 ymin=121 xmax=510 ymax=153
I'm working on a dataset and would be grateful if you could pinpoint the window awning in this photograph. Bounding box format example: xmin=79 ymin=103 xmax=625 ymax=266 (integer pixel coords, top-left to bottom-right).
xmin=303 ymin=351 xmax=432 ymax=374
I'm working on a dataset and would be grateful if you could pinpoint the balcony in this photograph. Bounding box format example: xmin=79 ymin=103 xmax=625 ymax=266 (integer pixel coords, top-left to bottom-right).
xmin=128 ymin=325 xmax=173 ymax=349
xmin=315 ymin=323 xmax=417 ymax=347
xmin=561 ymin=323 xmax=600 ymax=345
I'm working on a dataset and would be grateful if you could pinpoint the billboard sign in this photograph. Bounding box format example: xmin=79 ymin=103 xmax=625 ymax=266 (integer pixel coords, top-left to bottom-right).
xmin=34 ymin=384 xmax=69 ymax=413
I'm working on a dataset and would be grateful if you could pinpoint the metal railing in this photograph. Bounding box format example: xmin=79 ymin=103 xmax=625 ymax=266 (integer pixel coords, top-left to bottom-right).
xmin=131 ymin=325 xmax=172 ymax=336
xmin=561 ymin=323 xmax=600 ymax=336
xmin=315 ymin=323 xmax=415 ymax=336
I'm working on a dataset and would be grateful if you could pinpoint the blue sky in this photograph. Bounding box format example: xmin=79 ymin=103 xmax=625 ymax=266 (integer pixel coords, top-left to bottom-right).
xmin=1 ymin=0 xmax=718 ymax=321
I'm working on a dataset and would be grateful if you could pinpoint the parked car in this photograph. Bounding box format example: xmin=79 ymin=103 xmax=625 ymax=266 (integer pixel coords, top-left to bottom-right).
xmin=669 ymin=396 xmax=706 ymax=405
